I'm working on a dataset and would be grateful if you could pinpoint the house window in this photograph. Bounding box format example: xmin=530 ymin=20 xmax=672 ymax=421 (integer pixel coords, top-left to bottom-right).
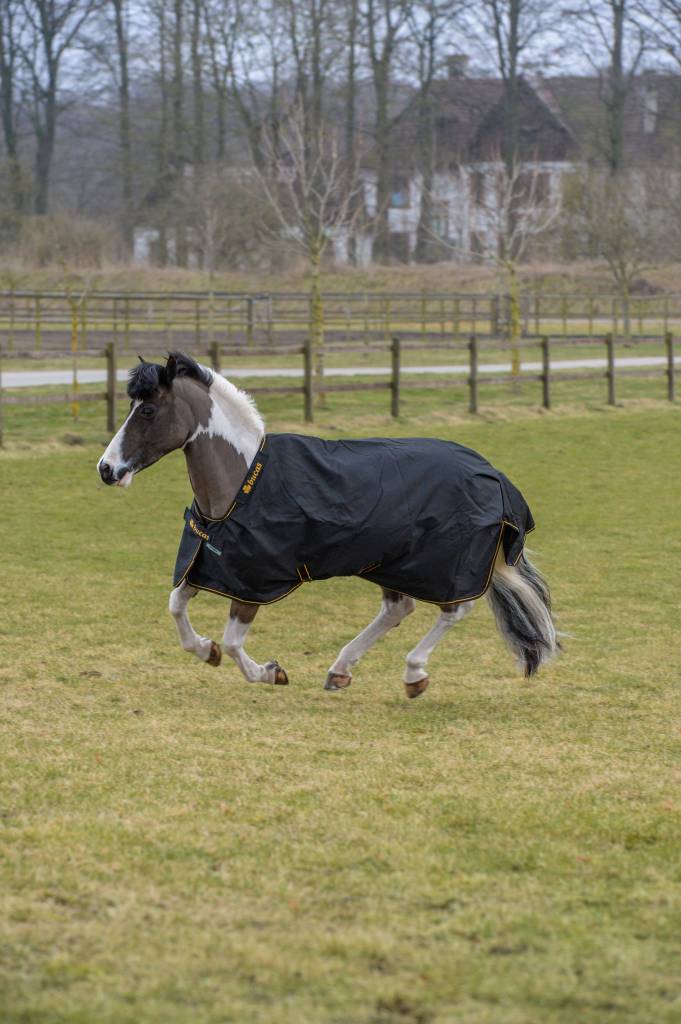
xmin=432 ymin=200 xmax=450 ymax=239
xmin=471 ymin=171 xmax=485 ymax=206
xmin=470 ymin=231 xmax=484 ymax=261
xmin=388 ymin=231 xmax=411 ymax=263
xmin=516 ymin=169 xmax=549 ymax=204
xmin=389 ymin=177 xmax=410 ymax=208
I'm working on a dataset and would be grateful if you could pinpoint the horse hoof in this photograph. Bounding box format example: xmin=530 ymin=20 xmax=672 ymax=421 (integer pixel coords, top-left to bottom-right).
xmin=404 ymin=677 xmax=429 ymax=699
xmin=265 ymin=660 xmax=289 ymax=685
xmin=324 ymin=672 xmax=352 ymax=691
xmin=207 ymin=641 xmax=222 ymax=667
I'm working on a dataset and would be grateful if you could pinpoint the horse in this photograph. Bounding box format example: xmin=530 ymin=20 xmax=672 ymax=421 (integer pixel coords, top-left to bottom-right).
xmin=97 ymin=351 xmax=558 ymax=698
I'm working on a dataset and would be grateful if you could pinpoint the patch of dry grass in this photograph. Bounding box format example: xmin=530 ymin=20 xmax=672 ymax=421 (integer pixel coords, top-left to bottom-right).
xmin=1 ymin=405 xmax=680 ymax=1023
xmin=1 ymin=258 xmax=681 ymax=297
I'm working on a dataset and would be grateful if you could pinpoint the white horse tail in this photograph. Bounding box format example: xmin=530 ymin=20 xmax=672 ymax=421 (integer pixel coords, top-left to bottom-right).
xmin=486 ymin=549 xmax=559 ymax=677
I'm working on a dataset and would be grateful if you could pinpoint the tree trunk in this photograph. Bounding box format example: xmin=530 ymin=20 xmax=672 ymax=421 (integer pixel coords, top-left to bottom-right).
xmin=608 ymin=0 xmax=625 ymax=174
xmin=172 ymin=0 xmax=187 ymax=266
xmin=0 ymin=8 xmax=24 ymax=218
xmin=191 ymin=0 xmax=205 ymax=173
xmin=112 ymin=0 xmax=134 ymax=251
xmin=34 ymin=83 xmax=57 ymax=215
xmin=373 ymin=73 xmax=392 ymax=263
xmin=309 ymin=245 xmax=326 ymax=408
xmin=507 ymin=260 xmax=522 ymax=378
xmin=345 ymin=0 xmax=359 ymax=263
xmin=414 ymin=93 xmax=435 ymax=263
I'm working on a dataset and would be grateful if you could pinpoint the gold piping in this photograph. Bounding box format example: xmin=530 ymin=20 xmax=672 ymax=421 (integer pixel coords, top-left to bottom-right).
xmin=183 ymin=578 xmax=304 ymax=606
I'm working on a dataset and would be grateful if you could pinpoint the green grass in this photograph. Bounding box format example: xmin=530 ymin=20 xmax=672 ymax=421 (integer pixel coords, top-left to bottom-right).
xmin=1 ymin=402 xmax=681 ymax=1023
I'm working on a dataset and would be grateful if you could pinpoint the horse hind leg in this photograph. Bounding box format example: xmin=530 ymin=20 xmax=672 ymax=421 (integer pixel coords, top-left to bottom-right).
xmin=403 ymin=600 xmax=475 ymax=698
xmin=169 ymin=582 xmax=222 ymax=666
xmin=325 ymin=589 xmax=415 ymax=691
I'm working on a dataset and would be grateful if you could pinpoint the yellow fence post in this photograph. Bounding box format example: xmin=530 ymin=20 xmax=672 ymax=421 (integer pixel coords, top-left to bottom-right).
xmin=35 ymin=295 xmax=41 ymax=352
xmin=666 ymin=331 xmax=675 ymax=402
xmin=106 ymin=341 xmax=116 ymax=433
xmin=391 ymin=335 xmax=401 ymax=418
xmin=0 ymin=342 xmax=4 ymax=448
xmin=70 ymin=295 xmax=79 ymax=421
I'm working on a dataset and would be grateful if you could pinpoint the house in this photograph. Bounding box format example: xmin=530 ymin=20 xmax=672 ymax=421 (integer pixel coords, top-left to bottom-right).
xmin=338 ymin=66 xmax=681 ymax=265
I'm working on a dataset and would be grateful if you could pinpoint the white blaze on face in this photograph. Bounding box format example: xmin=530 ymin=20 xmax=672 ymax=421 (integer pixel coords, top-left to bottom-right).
xmin=97 ymin=399 xmax=140 ymax=487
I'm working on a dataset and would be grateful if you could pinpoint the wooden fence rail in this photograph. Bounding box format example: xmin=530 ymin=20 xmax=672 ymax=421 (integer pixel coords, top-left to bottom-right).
xmin=0 ymin=331 xmax=676 ymax=446
xmin=3 ymin=289 xmax=681 ymax=353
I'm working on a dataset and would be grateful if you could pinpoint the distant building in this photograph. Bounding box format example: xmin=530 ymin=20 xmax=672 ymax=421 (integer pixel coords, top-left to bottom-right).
xmin=338 ymin=69 xmax=681 ymax=266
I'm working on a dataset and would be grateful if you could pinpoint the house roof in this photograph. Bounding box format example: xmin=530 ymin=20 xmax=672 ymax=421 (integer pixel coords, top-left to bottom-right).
xmin=378 ymin=69 xmax=681 ymax=171
xmin=541 ymin=72 xmax=681 ymax=165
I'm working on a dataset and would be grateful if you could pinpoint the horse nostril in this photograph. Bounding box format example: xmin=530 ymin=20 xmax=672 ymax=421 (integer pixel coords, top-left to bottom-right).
xmin=99 ymin=461 xmax=114 ymax=484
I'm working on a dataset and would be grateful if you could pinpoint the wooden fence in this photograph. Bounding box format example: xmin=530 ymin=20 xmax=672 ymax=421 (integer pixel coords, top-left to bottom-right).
xmin=0 ymin=332 xmax=677 ymax=446
xmin=2 ymin=289 xmax=681 ymax=352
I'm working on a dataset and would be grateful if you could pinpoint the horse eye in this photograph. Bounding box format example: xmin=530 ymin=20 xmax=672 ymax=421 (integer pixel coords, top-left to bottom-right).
xmin=140 ymin=404 xmax=156 ymax=419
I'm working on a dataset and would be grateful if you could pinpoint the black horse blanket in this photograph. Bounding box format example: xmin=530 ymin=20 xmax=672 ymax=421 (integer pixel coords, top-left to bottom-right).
xmin=174 ymin=433 xmax=534 ymax=606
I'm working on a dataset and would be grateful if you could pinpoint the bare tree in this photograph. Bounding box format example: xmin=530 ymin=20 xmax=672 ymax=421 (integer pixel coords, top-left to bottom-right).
xmin=407 ymin=0 xmax=465 ymax=263
xmin=429 ymin=158 xmax=561 ymax=368
xmin=362 ymin=0 xmax=412 ymax=262
xmin=18 ymin=0 xmax=101 ymax=214
xmin=642 ymin=0 xmax=681 ymax=67
xmin=563 ymin=0 xmax=647 ymax=174
xmin=255 ymin=108 xmax=362 ymax=404
xmin=203 ymin=0 xmax=291 ymax=173
xmin=0 ymin=1 xmax=28 ymax=220
xmin=570 ymin=167 xmax=666 ymax=336
xmin=478 ymin=0 xmax=554 ymax=176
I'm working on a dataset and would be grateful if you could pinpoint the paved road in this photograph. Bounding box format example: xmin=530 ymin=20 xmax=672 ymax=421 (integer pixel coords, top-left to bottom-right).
xmin=2 ymin=354 xmax=679 ymax=389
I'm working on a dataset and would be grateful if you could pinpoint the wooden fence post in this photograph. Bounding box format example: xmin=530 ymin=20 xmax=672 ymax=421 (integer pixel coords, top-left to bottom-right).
xmin=124 ymin=296 xmax=130 ymax=351
xmin=106 ymin=341 xmax=116 ymax=433
xmin=35 ymin=295 xmax=41 ymax=352
xmin=491 ymin=294 xmax=499 ymax=335
xmin=391 ymin=335 xmax=401 ymax=418
xmin=0 ymin=343 xmax=4 ymax=448
xmin=303 ymin=335 xmax=314 ymax=422
xmin=9 ymin=287 xmax=14 ymax=352
xmin=666 ymin=331 xmax=675 ymax=402
xmin=69 ymin=296 xmax=79 ymax=421
xmin=246 ymin=296 xmax=254 ymax=346
xmin=210 ymin=341 xmax=221 ymax=375
xmin=468 ymin=334 xmax=478 ymax=414
xmin=541 ymin=336 xmax=551 ymax=409
xmin=606 ymin=332 xmax=616 ymax=405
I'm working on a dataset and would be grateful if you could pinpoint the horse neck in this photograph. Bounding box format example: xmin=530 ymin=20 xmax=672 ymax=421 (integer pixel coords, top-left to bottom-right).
xmin=183 ymin=374 xmax=264 ymax=519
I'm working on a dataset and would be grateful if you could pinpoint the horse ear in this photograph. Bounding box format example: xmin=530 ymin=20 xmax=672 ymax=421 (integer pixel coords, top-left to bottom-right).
xmin=165 ymin=353 xmax=177 ymax=385
xmin=137 ymin=354 xmax=147 ymax=364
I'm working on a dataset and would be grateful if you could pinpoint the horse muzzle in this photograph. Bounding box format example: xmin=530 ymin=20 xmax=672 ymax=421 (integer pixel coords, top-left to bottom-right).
xmin=98 ymin=459 xmax=134 ymax=487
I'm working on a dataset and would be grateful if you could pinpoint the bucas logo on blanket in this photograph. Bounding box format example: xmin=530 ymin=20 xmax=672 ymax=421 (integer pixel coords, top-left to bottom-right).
xmin=241 ymin=461 xmax=263 ymax=495
xmin=174 ymin=433 xmax=535 ymax=607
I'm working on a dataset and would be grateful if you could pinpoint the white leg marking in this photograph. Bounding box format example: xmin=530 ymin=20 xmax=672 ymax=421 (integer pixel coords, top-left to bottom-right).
xmin=328 ymin=595 xmax=415 ymax=680
xmin=222 ymin=616 xmax=278 ymax=684
xmin=404 ymin=601 xmax=475 ymax=684
xmin=169 ymin=582 xmax=215 ymax=662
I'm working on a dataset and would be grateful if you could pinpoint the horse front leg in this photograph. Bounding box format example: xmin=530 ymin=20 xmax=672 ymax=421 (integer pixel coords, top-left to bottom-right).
xmin=325 ymin=589 xmax=415 ymax=691
xmin=169 ymin=582 xmax=222 ymax=666
xmin=403 ymin=600 xmax=475 ymax=698
xmin=222 ymin=601 xmax=289 ymax=686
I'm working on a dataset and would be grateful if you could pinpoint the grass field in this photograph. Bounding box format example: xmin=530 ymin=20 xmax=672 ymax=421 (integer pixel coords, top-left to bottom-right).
xmin=1 ymin=399 xmax=681 ymax=1023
